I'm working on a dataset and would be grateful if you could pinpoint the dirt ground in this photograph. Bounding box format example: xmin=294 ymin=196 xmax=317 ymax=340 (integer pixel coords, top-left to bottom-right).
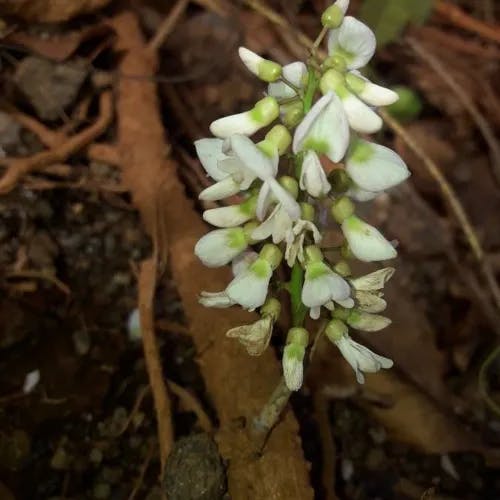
xmin=1 ymin=0 xmax=500 ymax=499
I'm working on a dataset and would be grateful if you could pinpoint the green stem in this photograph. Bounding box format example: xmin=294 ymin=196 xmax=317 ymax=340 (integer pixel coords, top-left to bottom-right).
xmin=303 ymin=67 xmax=318 ymax=114
xmin=290 ymin=263 xmax=307 ymax=327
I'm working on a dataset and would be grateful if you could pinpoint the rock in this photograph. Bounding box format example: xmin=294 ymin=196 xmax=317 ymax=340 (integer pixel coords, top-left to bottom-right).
xmin=14 ymin=56 xmax=88 ymax=121
xmin=163 ymin=434 xmax=226 ymax=500
xmin=0 ymin=0 xmax=112 ymax=23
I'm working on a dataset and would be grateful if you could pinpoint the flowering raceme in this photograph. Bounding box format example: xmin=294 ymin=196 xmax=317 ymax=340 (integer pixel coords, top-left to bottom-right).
xmin=194 ymin=0 xmax=409 ymax=391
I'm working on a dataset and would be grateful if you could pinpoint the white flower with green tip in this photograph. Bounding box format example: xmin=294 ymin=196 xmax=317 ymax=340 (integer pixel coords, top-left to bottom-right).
xmin=300 ymin=150 xmax=331 ymax=198
xmin=210 ymin=96 xmax=279 ymax=138
xmin=238 ymin=47 xmax=282 ymax=82
xmin=327 ymin=16 xmax=376 ymax=70
xmin=226 ymin=298 xmax=280 ymax=356
xmin=342 ymin=215 xmax=397 ymax=262
xmin=283 ymin=327 xmax=309 ymax=391
xmin=194 ymin=227 xmax=249 ymax=268
xmin=325 ymin=319 xmax=393 ymax=383
xmin=301 ymin=248 xmax=352 ymax=319
xmin=321 ymin=0 xmax=350 ymax=28
xmin=347 ymin=309 xmax=391 ymax=331
xmin=346 ymin=138 xmax=409 ymax=193
xmin=268 ymin=61 xmax=307 ymax=100
xmin=346 ymin=71 xmax=398 ymax=107
xmin=203 ymin=195 xmax=257 ymax=228
xmin=293 ymin=91 xmax=350 ymax=162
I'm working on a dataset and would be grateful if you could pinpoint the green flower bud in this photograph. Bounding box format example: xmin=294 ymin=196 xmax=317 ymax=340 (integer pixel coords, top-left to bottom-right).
xmin=260 ymin=297 xmax=281 ymax=320
xmin=286 ymin=327 xmax=309 ymax=347
xmin=328 ymin=169 xmax=351 ymax=193
xmin=260 ymin=243 xmax=283 ymax=269
xmin=279 ymin=176 xmax=299 ymax=199
xmin=243 ymin=221 xmax=259 ymax=244
xmin=386 ymin=86 xmax=423 ymax=122
xmin=321 ymin=5 xmax=344 ymax=29
xmin=282 ymin=101 xmax=304 ymax=128
xmin=258 ymin=59 xmax=282 ymax=83
xmin=250 ymin=96 xmax=280 ymax=125
xmin=300 ymin=202 xmax=315 ymax=222
xmin=265 ymin=125 xmax=291 ymax=155
xmin=325 ymin=318 xmax=348 ymax=342
xmin=320 ymin=69 xmax=344 ymax=94
xmin=304 ymin=245 xmax=323 ymax=264
xmin=331 ymin=196 xmax=355 ymax=223
xmin=331 ymin=306 xmax=350 ymax=321
xmin=240 ymin=195 xmax=258 ymax=216
xmin=333 ymin=260 xmax=351 ymax=277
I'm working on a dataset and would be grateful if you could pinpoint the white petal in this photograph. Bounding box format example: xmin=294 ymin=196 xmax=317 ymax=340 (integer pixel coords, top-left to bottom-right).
xmin=232 ymin=250 xmax=259 ymax=276
xmin=335 ymin=0 xmax=349 ymax=14
xmin=194 ymin=228 xmax=247 ymax=267
xmin=342 ymin=215 xmax=397 ymax=262
xmin=210 ymin=112 xmax=260 ymax=138
xmin=347 ymin=184 xmax=381 ymax=201
xmin=347 ymin=311 xmax=391 ymax=331
xmin=268 ymin=61 xmax=307 ymax=99
xmin=350 ymin=268 xmax=395 ymax=291
xmin=256 ymin=181 xmax=273 ymax=221
xmin=309 ymin=306 xmax=321 ymax=320
xmin=238 ymin=46 xmax=263 ymax=75
xmin=326 ymin=273 xmax=352 ymax=301
xmin=293 ymin=92 xmax=350 ymax=162
xmin=229 ymin=135 xmax=275 ymax=181
xmin=328 ymin=17 xmax=376 ymax=70
xmin=335 ymin=297 xmax=355 ymax=308
xmin=349 ymin=72 xmax=398 ymax=106
xmin=203 ymin=205 xmax=253 ymax=228
xmin=23 ymin=370 xmax=40 ymax=394
xmin=267 ymin=177 xmax=301 ymax=220
xmin=283 ymin=344 xmax=305 ymax=391
xmin=199 ymin=177 xmax=241 ymax=201
xmin=346 ymin=139 xmax=410 ymax=192
xmin=342 ymin=92 xmax=382 ymax=133
xmin=300 ymin=150 xmax=331 ymax=197
xmin=199 ymin=291 xmax=235 ymax=308
xmin=226 ymin=316 xmax=273 ymax=356
xmin=302 ymin=262 xmax=350 ymax=307
xmin=194 ymin=138 xmax=228 ymax=181
xmin=302 ymin=274 xmax=333 ymax=308
xmin=355 ymin=291 xmax=387 ymax=313
xmin=226 ymin=259 xmax=272 ymax=310
xmin=252 ymin=204 xmax=292 ymax=244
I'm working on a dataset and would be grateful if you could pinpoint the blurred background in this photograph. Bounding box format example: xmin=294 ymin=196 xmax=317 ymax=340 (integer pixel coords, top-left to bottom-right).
xmin=0 ymin=0 xmax=499 ymax=498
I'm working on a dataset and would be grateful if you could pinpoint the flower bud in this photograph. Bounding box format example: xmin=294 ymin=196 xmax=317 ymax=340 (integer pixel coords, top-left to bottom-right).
xmin=259 ymin=243 xmax=283 ymax=269
xmin=282 ymin=101 xmax=304 ymax=128
xmin=260 ymin=297 xmax=281 ymax=320
xmin=328 ymin=169 xmax=351 ymax=193
xmin=239 ymin=47 xmax=282 ymax=82
xmin=325 ymin=318 xmax=348 ymax=342
xmin=250 ymin=96 xmax=280 ymax=125
xmin=331 ymin=196 xmax=355 ymax=223
xmin=331 ymin=305 xmax=350 ymax=321
xmin=347 ymin=309 xmax=391 ymax=332
xmin=333 ymin=260 xmax=351 ymax=277
xmin=321 ymin=1 xmax=348 ymax=29
xmin=319 ymin=69 xmax=345 ymax=95
xmin=286 ymin=327 xmax=309 ymax=346
xmin=243 ymin=221 xmax=259 ymax=244
xmin=300 ymin=202 xmax=315 ymax=222
xmin=265 ymin=125 xmax=292 ymax=155
xmin=304 ymin=245 xmax=323 ymax=264
xmin=279 ymin=175 xmax=299 ymax=199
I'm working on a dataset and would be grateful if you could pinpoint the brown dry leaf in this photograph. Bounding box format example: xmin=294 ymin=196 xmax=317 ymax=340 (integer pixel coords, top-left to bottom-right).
xmin=0 ymin=0 xmax=111 ymax=22
xmin=5 ymin=24 xmax=115 ymax=62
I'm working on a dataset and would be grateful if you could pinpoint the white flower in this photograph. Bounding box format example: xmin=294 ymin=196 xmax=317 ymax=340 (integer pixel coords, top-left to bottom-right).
xmin=231 ymin=250 xmax=259 ymax=277
xmin=334 ymin=334 xmax=393 ymax=383
xmin=346 ymin=71 xmax=398 ymax=107
xmin=301 ymin=260 xmax=351 ymax=319
xmin=283 ymin=343 xmax=306 ymax=391
xmin=300 ymin=150 xmax=331 ymax=198
xmin=347 ymin=310 xmax=391 ymax=331
xmin=238 ymin=47 xmax=282 ymax=82
xmin=346 ymin=138 xmax=410 ymax=192
xmin=342 ymin=215 xmax=397 ymax=262
xmin=285 ymin=220 xmax=322 ymax=267
xmin=194 ymin=227 xmax=249 ymax=267
xmin=200 ymin=257 xmax=273 ymax=311
xmin=268 ymin=61 xmax=307 ymax=100
xmin=203 ymin=195 xmax=257 ymax=228
xmin=210 ymin=96 xmax=280 ymax=138
xmin=327 ymin=16 xmax=376 ymax=70
xmin=293 ymin=91 xmax=350 ymax=163
xmin=226 ymin=316 xmax=274 ymax=356
xmin=252 ymin=203 xmax=293 ymax=244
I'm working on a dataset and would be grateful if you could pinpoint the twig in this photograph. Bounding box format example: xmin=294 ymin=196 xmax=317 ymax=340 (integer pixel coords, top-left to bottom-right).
xmin=8 ymin=109 xmax=66 ymax=148
xmin=380 ymin=109 xmax=500 ymax=311
xmin=0 ymin=91 xmax=113 ymax=193
xmin=117 ymin=385 xmax=151 ymax=436
xmin=5 ymin=270 xmax=71 ymax=295
xmin=127 ymin=440 xmax=155 ymax=500
xmin=86 ymin=143 xmax=121 ymax=166
xmin=406 ymin=37 xmax=500 ymax=186
xmin=167 ymin=379 xmax=213 ymax=432
xmin=138 ymin=259 xmax=174 ymax=471
xmin=478 ymin=345 xmax=500 ymax=415
xmin=148 ymin=0 xmax=190 ymax=53
xmin=434 ymin=0 xmax=500 ymax=44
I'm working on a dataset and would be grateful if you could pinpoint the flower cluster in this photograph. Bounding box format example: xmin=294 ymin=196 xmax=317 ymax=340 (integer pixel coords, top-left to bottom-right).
xmin=194 ymin=0 xmax=409 ymax=391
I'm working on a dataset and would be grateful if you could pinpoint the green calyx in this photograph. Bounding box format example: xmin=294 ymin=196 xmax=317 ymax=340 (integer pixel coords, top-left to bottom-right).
xmin=304 ymin=245 xmax=324 ymax=265
xmin=343 ymin=214 xmax=365 ymax=233
xmin=282 ymin=101 xmax=304 ymax=128
xmin=243 ymin=221 xmax=259 ymax=244
xmin=328 ymin=169 xmax=351 ymax=193
xmin=321 ymin=5 xmax=344 ymax=29
xmin=325 ymin=318 xmax=348 ymax=342
xmin=334 ymin=260 xmax=351 ymax=277
xmin=240 ymin=195 xmax=258 ymax=216
xmin=257 ymin=59 xmax=282 ymax=83
xmin=306 ymin=260 xmax=330 ymax=281
xmin=279 ymin=175 xmax=299 ymax=199
xmin=322 ymin=54 xmax=347 ymax=74
xmin=260 ymin=297 xmax=281 ymax=320
xmin=264 ymin=125 xmax=291 ymax=155
xmin=250 ymin=258 xmax=271 ymax=278
xmin=249 ymin=96 xmax=280 ymax=125
xmin=300 ymin=202 xmax=315 ymax=222
xmin=345 ymin=72 xmax=367 ymax=95
xmin=227 ymin=227 xmax=248 ymax=250
xmin=331 ymin=196 xmax=355 ymax=223
xmin=331 ymin=306 xmax=350 ymax=321
xmin=259 ymin=243 xmax=283 ymax=269
xmin=319 ymin=69 xmax=344 ymax=94
xmin=286 ymin=327 xmax=309 ymax=347
xmin=303 ymin=137 xmax=329 ymax=154
xmin=349 ymin=139 xmax=374 ymax=163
